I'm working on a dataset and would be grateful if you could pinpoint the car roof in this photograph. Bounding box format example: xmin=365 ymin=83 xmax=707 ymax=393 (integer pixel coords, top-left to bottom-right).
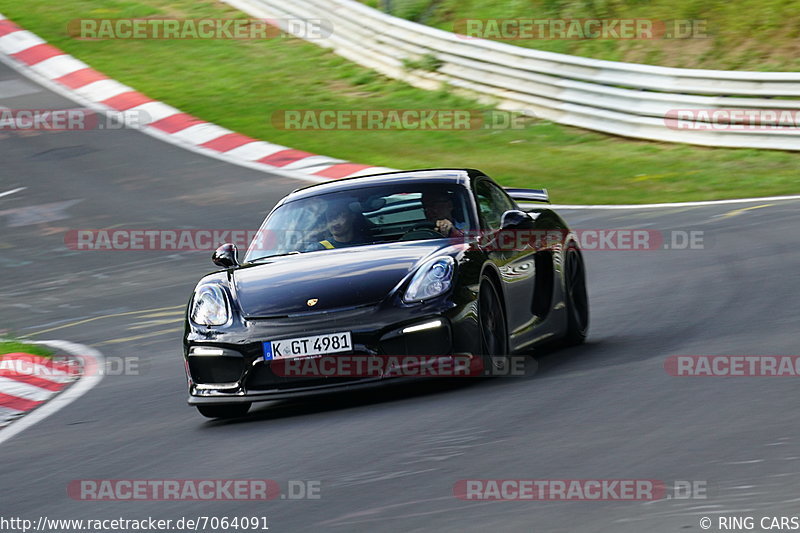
xmin=284 ymin=168 xmax=484 ymax=202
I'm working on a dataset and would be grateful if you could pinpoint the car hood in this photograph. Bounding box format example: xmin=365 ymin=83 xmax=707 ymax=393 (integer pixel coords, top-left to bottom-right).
xmin=233 ymin=241 xmax=453 ymax=317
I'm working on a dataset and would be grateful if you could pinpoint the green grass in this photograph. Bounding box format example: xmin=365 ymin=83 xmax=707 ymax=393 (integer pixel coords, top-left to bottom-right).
xmin=362 ymin=0 xmax=800 ymax=71
xmin=0 ymin=0 xmax=798 ymax=204
xmin=0 ymin=341 xmax=52 ymax=358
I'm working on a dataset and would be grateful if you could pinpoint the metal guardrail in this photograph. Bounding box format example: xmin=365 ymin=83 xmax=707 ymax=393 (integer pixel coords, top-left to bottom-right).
xmin=225 ymin=0 xmax=800 ymax=150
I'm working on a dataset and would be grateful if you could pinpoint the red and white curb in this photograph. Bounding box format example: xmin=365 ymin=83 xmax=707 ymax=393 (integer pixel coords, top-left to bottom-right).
xmin=0 ymin=341 xmax=103 ymax=445
xmin=1 ymin=16 xmax=799 ymax=207
xmin=0 ymin=353 xmax=78 ymax=425
xmin=0 ymin=14 xmax=394 ymax=183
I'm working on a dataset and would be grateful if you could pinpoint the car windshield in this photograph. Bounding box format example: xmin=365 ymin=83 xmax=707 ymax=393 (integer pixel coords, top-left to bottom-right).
xmin=245 ymin=183 xmax=474 ymax=262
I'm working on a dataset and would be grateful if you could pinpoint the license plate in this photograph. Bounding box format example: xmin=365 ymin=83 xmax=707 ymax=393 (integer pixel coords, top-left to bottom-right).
xmin=263 ymin=331 xmax=352 ymax=360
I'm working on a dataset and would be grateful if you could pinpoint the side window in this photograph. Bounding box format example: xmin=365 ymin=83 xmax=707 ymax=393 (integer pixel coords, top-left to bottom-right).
xmin=475 ymin=180 xmax=515 ymax=230
xmin=364 ymin=193 xmax=424 ymax=225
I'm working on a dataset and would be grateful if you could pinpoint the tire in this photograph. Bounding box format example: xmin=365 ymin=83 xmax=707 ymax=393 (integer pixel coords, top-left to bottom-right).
xmin=563 ymin=244 xmax=589 ymax=345
xmin=477 ymin=274 xmax=509 ymax=374
xmin=196 ymin=403 xmax=251 ymax=419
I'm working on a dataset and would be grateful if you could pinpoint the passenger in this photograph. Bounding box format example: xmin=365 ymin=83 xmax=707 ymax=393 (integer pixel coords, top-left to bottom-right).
xmin=316 ymin=199 xmax=370 ymax=249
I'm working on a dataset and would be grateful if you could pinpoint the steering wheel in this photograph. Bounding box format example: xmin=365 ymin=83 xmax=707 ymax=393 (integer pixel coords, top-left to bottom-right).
xmin=400 ymin=221 xmax=444 ymax=241
xmin=412 ymin=221 xmax=439 ymax=232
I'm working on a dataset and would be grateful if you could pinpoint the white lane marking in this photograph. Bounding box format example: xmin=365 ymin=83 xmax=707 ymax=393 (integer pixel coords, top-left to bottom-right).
xmin=0 ymin=340 xmax=104 ymax=446
xmin=0 ymin=376 xmax=57 ymax=402
xmin=0 ymin=187 xmax=25 ymax=199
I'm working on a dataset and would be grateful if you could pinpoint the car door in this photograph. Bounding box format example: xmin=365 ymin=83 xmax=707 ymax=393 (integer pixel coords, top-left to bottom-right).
xmin=473 ymin=178 xmax=538 ymax=340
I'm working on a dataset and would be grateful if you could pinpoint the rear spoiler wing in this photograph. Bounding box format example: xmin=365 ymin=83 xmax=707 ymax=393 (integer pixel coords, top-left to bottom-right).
xmin=504 ymin=188 xmax=550 ymax=207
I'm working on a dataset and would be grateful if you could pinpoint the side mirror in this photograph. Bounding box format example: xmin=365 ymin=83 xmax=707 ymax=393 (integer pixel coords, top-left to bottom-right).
xmin=212 ymin=243 xmax=239 ymax=268
xmin=500 ymin=209 xmax=533 ymax=231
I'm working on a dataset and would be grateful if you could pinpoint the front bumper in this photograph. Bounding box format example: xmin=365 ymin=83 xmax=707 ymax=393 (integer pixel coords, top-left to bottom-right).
xmin=184 ymin=300 xmax=479 ymax=404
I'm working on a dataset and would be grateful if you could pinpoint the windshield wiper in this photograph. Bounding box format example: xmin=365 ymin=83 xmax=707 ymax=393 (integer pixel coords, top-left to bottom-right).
xmin=247 ymin=251 xmax=302 ymax=262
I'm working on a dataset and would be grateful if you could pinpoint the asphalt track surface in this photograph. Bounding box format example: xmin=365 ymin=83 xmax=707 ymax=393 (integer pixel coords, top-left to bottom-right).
xmin=2 ymin=59 xmax=800 ymax=532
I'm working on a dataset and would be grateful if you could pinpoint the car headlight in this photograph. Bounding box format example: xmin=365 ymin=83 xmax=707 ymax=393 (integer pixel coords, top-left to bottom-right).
xmin=403 ymin=256 xmax=455 ymax=303
xmin=190 ymin=285 xmax=229 ymax=326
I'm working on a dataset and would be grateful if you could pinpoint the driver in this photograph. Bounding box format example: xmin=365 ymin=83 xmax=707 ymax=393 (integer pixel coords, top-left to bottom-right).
xmin=316 ymin=199 xmax=370 ymax=249
xmin=421 ymin=190 xmax=465 ymax=238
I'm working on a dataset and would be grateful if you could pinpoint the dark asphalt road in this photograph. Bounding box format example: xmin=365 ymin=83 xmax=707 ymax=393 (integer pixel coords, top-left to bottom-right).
xmin=2 ymin=60 xmax=800 ymax=533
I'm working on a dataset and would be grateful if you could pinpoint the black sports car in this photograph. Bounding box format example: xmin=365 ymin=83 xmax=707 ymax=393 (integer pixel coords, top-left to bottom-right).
xmin=183 ymin=169 xmax=588 ymax=418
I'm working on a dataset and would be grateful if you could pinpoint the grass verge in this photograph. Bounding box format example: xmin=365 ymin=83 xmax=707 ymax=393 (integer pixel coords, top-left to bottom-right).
xmin=0 ymin=340 xmax=52 ymax=358
xmin=0 ymin=0 xmax=797 ymax=204
xmin=361 ymin=0 xmax=800 ymax=71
